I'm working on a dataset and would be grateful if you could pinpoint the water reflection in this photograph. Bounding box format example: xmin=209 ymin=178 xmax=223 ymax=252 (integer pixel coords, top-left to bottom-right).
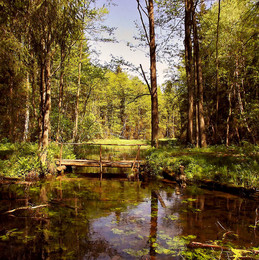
xmin=0 ymin=178 xmax=258 ymax=259
xmin=150 ymin=191 xmax=158 ymax=259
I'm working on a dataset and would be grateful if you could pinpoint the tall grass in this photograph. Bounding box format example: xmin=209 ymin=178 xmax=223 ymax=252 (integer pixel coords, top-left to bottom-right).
xmin=0 ymin=142 xmax=75 ymax=178
xmin=73 ymin=139 xmax=151 ymax=161
xmin=146 ymin=143 xmax=259 ymax=188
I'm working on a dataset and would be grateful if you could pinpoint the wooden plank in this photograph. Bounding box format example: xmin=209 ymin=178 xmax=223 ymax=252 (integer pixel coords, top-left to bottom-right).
xmin=57 ymin=159 xmax=143 ymax=163
xmin=56 ymin=159 xmax=144 ymax=168
xmin=58 ymin=142 xmax=149 ymax=147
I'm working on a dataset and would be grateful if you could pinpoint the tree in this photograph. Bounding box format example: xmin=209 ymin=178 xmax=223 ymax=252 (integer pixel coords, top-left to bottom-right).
xmin=200 ymin=0 xmax=258 ymax=144
xmin=160 ymin=81 xmax=180 ymax=139
xmin=184 ymin=0 xmax=194 ymax=145
xmin=192 ymin=3 xmax=207 ymax=147
xmin=136 ymin=0 xmax=159 ymax=147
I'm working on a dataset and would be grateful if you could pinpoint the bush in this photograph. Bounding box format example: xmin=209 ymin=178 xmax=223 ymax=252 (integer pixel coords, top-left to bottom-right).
xmin=0 ymin=142 xmax=76 ymax=178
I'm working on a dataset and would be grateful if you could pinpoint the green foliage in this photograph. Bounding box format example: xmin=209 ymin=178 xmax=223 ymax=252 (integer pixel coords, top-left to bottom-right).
xmin=146 ymin=144 xmax=259 ymax=188
xmin=0 ymin=142 xmax=76 ymax=177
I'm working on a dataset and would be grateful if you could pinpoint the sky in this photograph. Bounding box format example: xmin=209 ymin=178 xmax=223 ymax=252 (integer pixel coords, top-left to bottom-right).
xmin=90 ymin=0 xmax=171 ymax=85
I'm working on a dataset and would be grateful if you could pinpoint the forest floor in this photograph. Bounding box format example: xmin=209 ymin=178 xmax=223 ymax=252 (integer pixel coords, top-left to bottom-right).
xmin=0 ymin=140 xmax=258 ymax=192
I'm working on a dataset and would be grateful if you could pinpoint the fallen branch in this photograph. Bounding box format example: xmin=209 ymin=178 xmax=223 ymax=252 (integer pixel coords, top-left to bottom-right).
xmin=188 ymin=242 xmax=228 ymax=251
xmin=4 ymin=204 xmax=48 ymax=214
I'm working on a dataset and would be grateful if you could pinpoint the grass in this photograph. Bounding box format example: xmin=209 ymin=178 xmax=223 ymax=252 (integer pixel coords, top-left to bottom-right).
xmin=0 ymin=142 xmax=75 ymax=178
xmin=145 ymin=142 xmax=259 ymax=189
xmin=71 ymin=138 xmax=151 ymax=161
xmin=88 ymin=138 xmax=150 ymax=146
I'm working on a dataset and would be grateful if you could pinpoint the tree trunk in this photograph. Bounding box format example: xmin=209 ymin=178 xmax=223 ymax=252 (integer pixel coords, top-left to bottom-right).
xmin=73 ymin=40 xmax=83 ymax=142
xmin=31 ymin=60 xmax=38 ymax=138
xmin=56 ymin=48 xmax=65 ymax=142
xmin=235 ymin=57 xmax=255 ymax=144
xmin=41 ymin=53 xmax=51 ymax=163
xmin=193 ymin=10 xmax=207 ymax=147
xmin=23 ymin=73 xmax=30 ymax=142
xmin=185 ymin=0 xmax=194 ymax=145
xmin=195 ymin=73 xmax=199 ymax=147
xmin=172 ymin=111 xmax=175 ymax=138
xmin=39 ymin=48 xmax=52 ymax=164
xmin=215 ymin=0 xmax=221 ymax=143
xmin=226 ymin=84 xmax=233 ymax=146
xmin=39 ymin=61 xmax=45 ymax=147
xmin=148 ymin=0 xmax=159 ymax=148
xmin=9 ymin=77 xmax=15 ymax=142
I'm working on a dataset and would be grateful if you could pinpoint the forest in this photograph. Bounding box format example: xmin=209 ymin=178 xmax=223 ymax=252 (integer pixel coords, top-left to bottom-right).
xmin=0 ymin=0 xmax=258 ymax=181
xmin=0 ymin=1 xmax=259 ymax=259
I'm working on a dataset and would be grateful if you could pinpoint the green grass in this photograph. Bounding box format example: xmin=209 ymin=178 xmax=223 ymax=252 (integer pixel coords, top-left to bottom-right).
xmin=73 ymin=139 xmax=151 ymax=161
xmin=0 ymin=142 xmax=75 ymax=178
xmin=88 ymin=138 xmax=150 ymax=145
xmin=145 ymin=143 xmax=259 ymax=188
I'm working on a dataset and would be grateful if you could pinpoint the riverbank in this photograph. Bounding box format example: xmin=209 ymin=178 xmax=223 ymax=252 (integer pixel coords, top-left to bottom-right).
xmin=0 ymin=141 xmax=258 ymax=192
xmin=145 ymin=142 xmax=259 ymax=190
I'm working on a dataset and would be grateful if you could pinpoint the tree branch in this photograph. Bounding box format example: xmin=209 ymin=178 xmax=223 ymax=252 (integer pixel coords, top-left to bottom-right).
xmin=4 ymin=204 xmax=49 ymax=214
xmin=136 ymin=0 xmax=150 ymax=45
xmin=140 ymin=64 xmax=151 ymax=94
xmin=127 ymin=93 xmax=150 ymax=105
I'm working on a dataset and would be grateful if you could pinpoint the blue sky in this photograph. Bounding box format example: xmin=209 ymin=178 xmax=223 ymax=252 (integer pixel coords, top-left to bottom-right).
xmin=90 ymin=0 xmax=170 ymax=85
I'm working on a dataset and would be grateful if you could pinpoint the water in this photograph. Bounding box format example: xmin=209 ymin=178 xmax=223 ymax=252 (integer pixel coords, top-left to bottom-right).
xmin=0 ymin=178 xmax=258 ymax=259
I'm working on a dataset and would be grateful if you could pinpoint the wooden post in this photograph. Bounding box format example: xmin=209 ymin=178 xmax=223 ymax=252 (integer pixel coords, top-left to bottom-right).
xmin=100 ymin=144 xmax=103 ymax=181
xmin=59 ymin=143 xmax=63 ymax=166
xmin=137 ymin=145 xmax=141 ymax=180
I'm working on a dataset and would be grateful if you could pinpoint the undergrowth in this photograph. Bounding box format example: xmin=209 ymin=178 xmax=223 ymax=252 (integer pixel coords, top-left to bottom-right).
xmin=0 ymin=142 xmax=75 ymax=178
xmin=146 ymin=143 xmax=259 ymax=188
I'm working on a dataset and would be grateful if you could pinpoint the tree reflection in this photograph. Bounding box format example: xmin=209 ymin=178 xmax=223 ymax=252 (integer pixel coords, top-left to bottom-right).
xmin=150 ymin=190 xmax=158 ymax=259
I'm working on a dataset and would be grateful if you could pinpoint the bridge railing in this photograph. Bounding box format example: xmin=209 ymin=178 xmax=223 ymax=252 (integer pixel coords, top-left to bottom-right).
xmin=58 ymin=142 xmax=149 ymax=180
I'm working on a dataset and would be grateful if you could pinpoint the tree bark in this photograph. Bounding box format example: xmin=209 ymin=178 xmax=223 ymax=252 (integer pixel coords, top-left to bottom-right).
xmin=73 ymin=40 xmax=83 ymax=142
xmin=56 ymin=48 xmax=65 ymax=142
xmin=39 ymin=45 xmax=52 ymax=164
xmin=41 ymin=53 xmax=51 ymax=163
xmin=195 ymin=66 xmax=199 ymax=147
xmin=226 ymin=84 xmax=233 ymax=146
xmin=148 ymin=0 xmax=159 ymax=148
xmin=185 ymin=0 xmax=194 ymax=145
xmin=215 ymin=0 xmax=221 ymax=143
xmin=235 ymin=57 xmax=255 ymax=144
xmin=39 ymin=61 xmax=45 ymax=147
xmin=193 ymin=9 xmax=207 ymax=147
xmin=9 ymin=77 xmax=15 ymax=142
xmin=31 ymin=60 xmax=38 ymax=136
xmin=23 ymin=73 xmax=30 ymax=142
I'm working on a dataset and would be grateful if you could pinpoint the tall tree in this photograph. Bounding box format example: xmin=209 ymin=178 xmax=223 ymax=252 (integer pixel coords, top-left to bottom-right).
xmin=192 ymin=4 xmax=207 ymax=147
xmin=73 ymin=39 xmax=83 ymax=142
xmin=185 ymin=0 xmax=194 ymax=145
xmin=136 ymin=0 xmax=159 ymax=147
xmin=215 ymin=0 xmax=221 ymax=142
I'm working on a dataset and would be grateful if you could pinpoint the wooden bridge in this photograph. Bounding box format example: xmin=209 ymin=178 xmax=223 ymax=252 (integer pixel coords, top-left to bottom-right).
xmin=56 ymin=143 xmax=148 ymax=180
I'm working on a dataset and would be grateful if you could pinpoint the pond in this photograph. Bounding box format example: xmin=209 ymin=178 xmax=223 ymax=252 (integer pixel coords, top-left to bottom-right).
xmin=0 ymin=177 xmax=258 ymax=259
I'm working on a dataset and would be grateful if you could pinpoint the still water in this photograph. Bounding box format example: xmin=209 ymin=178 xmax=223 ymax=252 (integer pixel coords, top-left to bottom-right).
xmin=0 ymin=177 xmax=258 ymax=259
